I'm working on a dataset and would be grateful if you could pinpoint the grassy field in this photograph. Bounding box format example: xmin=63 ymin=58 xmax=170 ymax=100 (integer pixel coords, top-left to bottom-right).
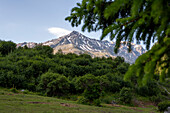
xmin=0 ymin=88 xmax=159 ymax=113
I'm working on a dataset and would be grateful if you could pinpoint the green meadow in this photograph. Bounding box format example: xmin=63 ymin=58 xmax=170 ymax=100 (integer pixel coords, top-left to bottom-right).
xmin=0 ymin=88 xmax=158 ymax=113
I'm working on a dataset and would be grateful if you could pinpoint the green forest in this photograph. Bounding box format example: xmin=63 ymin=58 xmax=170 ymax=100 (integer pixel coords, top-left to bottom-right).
xmin=0 ymin=40 xmax=169 ymax=112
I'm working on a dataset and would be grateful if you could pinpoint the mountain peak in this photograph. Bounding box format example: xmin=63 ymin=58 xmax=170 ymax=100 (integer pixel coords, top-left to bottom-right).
xmin=69 ymin=30 xmax=80 ymax=35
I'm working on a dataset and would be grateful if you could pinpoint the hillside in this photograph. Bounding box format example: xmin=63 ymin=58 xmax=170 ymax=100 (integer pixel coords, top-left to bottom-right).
xmin=0 ymin=88 xmax=159 ymax=113
xmin=1 ymin=40 xmax=169 ymax=113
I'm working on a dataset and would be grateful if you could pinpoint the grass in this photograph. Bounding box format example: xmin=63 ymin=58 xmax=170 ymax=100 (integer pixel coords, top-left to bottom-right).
xmin=0 ymin=88 xmax=159 ymax=113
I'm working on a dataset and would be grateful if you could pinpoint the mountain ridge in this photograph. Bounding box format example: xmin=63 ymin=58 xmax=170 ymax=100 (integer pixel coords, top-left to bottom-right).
xmin=17 ymin=31 xmax=146 ymax=63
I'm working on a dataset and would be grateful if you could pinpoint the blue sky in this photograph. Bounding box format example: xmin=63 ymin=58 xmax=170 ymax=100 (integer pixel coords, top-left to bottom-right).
xmin=0 ymin=0 xmax=153 ymax=49
xmin=0 ymin=0 xmax=103 ymax=43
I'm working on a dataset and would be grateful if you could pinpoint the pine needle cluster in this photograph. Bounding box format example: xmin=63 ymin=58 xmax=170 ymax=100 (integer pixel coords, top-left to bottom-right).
xmin=66 ymin=0 xmax=170 ymax=52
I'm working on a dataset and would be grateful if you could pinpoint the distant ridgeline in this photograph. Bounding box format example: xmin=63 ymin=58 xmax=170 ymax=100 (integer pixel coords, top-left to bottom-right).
xmin=17 ymin=31 xmax=146 ymax=64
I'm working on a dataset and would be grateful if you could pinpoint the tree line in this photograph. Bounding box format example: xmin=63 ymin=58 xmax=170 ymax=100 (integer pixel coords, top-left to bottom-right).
xmin=0 ymin=40 xmax=168 ymax=106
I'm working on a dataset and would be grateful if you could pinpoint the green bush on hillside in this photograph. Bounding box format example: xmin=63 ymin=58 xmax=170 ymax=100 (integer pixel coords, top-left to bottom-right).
xmin=38 ymin=72 xmax=70 ymax=96
xmin=137 ymin=80 xmax=160 ymax=96
xmin=119 ymin=87 xmax=132 ymax=104
xmin=158 ymin=101 xmax=170 ymax=112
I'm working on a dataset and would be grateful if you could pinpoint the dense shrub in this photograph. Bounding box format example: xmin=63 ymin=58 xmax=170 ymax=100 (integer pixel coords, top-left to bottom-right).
xmin=119 ymin=87 xmax=132 ymax=104
xmin=83 ymin=83 xmax=101 ymax=101
xmin=109 ymin=81 xmax=121 ymax=93
xmin=77 ymin=96 xmax=89 ymax=105
xmin=0 ymin=71 xmax=26 ymax=89
xmin=22 ymin=90 xmax=29 ymax=94
xmin=137 ymin=80 xmax=160 ymax=96
xmin=149 ymin=94 xmax=166 ymax=105
xmin=38 ymin=72 xmax=70 ymax=96
xmin=0 ymin=40 xmax=16 ymax=55
xmin=77 ymin=96 xmax=101 ymax=106
xmin=158 ymin=101 xmax=170 ymax=112
xmin=102 ymin=95 xmax=116 ymax=104
xmin=75 ymin=74 xmax=104 ymax=106
xmin=137 ymin=86 xmax=149 ymax=97
xmin=93 ymin=99 xmax=101 ymax=106
xmin=10 ymin=88 xmax=19 ymax=93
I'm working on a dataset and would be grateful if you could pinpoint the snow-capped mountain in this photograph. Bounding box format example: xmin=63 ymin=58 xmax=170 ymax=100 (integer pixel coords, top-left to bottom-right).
xmin=17 ymin=42 xmax=37 ymax=48
xmin=17 ymin=31 xmax=146 ymax=63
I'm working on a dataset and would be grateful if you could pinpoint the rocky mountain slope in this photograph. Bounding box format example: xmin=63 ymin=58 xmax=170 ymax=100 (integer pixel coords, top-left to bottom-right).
xmin=17 ymin=31 xmax=146 ymax=63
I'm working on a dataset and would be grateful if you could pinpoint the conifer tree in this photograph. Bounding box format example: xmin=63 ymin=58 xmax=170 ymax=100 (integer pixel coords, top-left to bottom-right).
xmin=124 ymin=37 xmax=170 ymax=85
xmin=66 ymin=0 xmax=170 ymax=84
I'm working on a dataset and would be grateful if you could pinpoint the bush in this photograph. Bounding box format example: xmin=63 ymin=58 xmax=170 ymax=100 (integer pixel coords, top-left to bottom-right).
xmin=158 ymin=101 xmax=170 ymax=112
xmin=119 ymin=87 xmax=132 ymax=104
xmin=77 ymin=96 xmax=101 ymax=106
xmin=102 ymin=95 xmax=116 ymax=104
xmin=10 ymin=88 xmax=19 ymax=93
xmin=69 ymin=95 xmax=78 ymax=101
xmin=83 ymin=83 xmax=101 ymax=101
xmin=77 ymin=96 xmax=89 ymax=105
xmin=109 ymin=81 xmax=121 ymax=93
xmin=38 ymin=72 xmax=70 ymax=96
xmin=75 ymin=74 xmax=104 ymax=106
xmin=149 ymin=94 xmax=165 ymax=105
xmin=137 ymin=80 xmax=160 ymax=96
xmin=137 ymin=86 xmax=149 ymax=97
xmin=93 ymin=99 xmax=101 ymax=106
xmin=22 ymin=89 xmax=29 ymax=94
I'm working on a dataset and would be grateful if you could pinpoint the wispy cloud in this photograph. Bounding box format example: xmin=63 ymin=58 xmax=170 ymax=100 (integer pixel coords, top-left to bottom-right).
xmin=48 ymin=27 xmax=71 ymax=37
